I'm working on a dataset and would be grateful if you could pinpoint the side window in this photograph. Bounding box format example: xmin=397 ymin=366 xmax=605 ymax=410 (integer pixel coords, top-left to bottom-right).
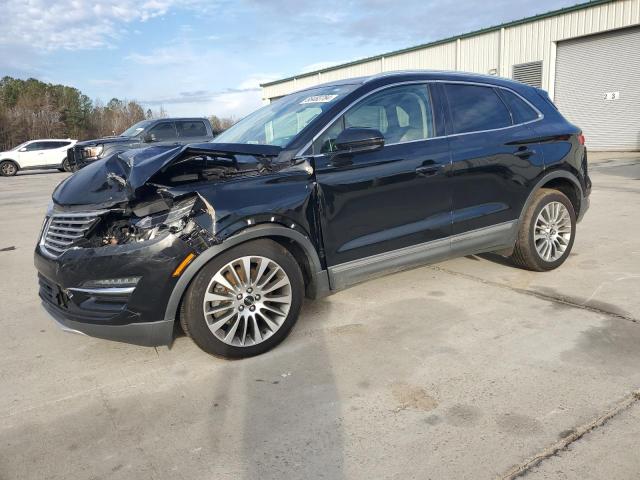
xmin=445 ymin=84 xmax=512 ymax=134
xmin=148 ymin=122 xmax=177 ymax=141
xmin=313 ymin=84 xmax=435 ymax=154
xmin=496 ymin=89 xmax=539 ymax=124
xmin=40 ymin=142 xmax=60 ymax=150
xmin=25 ymin=142 xmax=44 ymax=151
xmin=177 ymin=121 xmax=207 ymax=138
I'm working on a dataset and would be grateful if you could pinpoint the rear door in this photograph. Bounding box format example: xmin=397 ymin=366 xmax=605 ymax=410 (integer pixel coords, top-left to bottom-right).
xmin=312 ymin=83 xmax=452 ymax=285
xmin=44 ymin=141 xmax=72 ymax=165
xmin=442 ymin=83 xmax=544 ymax=238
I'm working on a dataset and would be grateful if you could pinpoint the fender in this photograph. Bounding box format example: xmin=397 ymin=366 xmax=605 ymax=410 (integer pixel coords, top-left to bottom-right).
xmin=518 ymin=169 xmax=585 ymax=224
xmin=163 ymin=223 xmax=330 ymax=324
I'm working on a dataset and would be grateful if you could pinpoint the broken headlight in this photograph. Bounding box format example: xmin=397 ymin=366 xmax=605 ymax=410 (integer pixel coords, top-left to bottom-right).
xmin=132 ymin=197 xmax=197 ymax=241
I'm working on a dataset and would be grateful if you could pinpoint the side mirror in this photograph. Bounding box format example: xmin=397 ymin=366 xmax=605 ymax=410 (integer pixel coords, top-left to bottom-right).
xmin=334 ymin=128 xmax=384 ymax=154
xmin=143 ymin=133 xmax=155 ymax=143
xmin=19 ymin=147 xmax=27 ymax=152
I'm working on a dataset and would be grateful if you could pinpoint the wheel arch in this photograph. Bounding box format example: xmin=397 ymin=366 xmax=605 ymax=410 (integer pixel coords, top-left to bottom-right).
xmin=520 ymin=170 xmax=583 ymax=223
xmin=163 ymin=224 xmax=330 ymax=325
xmin=0 ymin=158 xmax=20 ymax=172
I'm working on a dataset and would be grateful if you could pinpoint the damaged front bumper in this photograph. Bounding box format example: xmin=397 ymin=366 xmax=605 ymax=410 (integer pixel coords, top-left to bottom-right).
xmin=35 ymin=231 xmax=193 ymax=347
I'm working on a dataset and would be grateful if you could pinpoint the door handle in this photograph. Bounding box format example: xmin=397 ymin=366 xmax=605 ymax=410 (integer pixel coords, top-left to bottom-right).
xmin=416 ymin=164 xmax=442 ymax=177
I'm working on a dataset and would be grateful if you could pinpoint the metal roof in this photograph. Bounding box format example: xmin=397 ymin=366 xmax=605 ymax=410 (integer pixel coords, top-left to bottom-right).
xmin=261 ymin=0 xmax=615 ymax=88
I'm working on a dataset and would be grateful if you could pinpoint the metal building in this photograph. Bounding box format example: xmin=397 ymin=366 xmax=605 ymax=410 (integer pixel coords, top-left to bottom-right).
xmin=261 ymin=0 xmax=640 ymax=151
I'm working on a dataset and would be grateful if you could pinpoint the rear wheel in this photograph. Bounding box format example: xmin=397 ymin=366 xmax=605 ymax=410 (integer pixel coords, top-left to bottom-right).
xmin=510 ymin=188 xmax=576 ymax=271
xmin=0 ymin=160 xmax=18 ymax=177
xmin=181 ymin=239 xmax=304 ymax=358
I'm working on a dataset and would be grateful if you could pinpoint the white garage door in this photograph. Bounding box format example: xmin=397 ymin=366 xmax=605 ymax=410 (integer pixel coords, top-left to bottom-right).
xmin=555 ymin=26 xmax=640 ymax=151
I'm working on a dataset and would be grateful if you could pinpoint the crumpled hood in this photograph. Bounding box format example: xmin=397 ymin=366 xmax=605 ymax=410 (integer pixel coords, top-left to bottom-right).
xmin=75 ymin=136 xmax=135 ymax=147
xmin=52 ymin=142 xmax=283 ymax=208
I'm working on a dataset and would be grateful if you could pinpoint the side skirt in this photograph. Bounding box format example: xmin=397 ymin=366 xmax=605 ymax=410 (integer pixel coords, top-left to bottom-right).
xmin=328 ymin=220 xmax=518 ymax=291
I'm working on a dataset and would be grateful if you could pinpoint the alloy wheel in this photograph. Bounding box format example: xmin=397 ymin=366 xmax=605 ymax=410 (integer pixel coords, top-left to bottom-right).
xmin=1 ymin=162 xmax=17 ymax=176
xmin=533 ymin=201 xmax=572 ymax=262
xmin=202 ymin=255 xmax=292 ymax=347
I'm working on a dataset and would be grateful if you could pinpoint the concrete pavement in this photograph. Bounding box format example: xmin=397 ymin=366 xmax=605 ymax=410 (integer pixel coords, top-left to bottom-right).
xmin=0 ymin=153 xmax=638 ymax=479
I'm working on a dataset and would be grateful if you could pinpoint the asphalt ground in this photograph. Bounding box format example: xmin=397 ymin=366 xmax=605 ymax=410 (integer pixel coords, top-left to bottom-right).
xmin=1 ymin=152 xmax=639 ymax=479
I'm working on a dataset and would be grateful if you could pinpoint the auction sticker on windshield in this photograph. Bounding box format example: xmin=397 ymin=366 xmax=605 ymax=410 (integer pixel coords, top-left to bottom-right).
xmin=300 ymin=95 xmax=338 ymax=104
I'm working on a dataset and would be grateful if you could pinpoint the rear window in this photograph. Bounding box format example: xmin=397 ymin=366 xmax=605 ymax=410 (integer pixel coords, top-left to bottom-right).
xmin=497 ymin=89 xmax=539 ymax=124
xmin=177 ymin=121 xmax=208 ymax=138
xmin=445 ymin=84 xmax=512 ymax=134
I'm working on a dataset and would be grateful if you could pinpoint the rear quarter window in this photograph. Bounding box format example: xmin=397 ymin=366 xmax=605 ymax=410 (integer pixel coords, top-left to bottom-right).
xmin=445 ymin=84 xmax=512 ymax=134
xmin=497 ymin=89 xmax=539 ymax=124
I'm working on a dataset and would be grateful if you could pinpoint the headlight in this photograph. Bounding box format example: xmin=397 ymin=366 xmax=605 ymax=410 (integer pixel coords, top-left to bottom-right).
xmin=83 ymin=144 xmax=104 ymax=158
xmin=132 ymin=198 xmax=197 ymax=241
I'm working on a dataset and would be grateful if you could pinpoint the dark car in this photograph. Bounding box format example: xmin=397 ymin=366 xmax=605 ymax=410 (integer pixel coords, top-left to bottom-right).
xmin=35 ymin=71 xmax=590 ymax=358
xmin=66 ymin=117 xmax=217 ymax=170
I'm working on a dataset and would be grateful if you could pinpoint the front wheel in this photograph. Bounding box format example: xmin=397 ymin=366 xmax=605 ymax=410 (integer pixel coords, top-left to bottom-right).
xmin=60 ymin=159 xmax=72 ymax=172
xmin=0 ymin=160 xmax=18 ymax=177
xmin=510 ymin=188 xmax=576 ymax=271
xmin=180 ymin=239 xmax=304 ymax=358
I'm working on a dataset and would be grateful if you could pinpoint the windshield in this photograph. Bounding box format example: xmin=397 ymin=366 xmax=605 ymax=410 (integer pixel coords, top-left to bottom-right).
xmin=11 ymin=141 xmax=30 ymax=151
xmin=120 ymin=120 xmax=153 ymax=137
xmin=213 ymin=84 xmax=357 ymax=147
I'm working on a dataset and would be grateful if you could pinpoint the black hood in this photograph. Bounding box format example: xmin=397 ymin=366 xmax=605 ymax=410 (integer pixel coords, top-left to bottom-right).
xmin=75 ymin=136 xmax=137 ymax=147
xmin=53 ymin=143 xmax=283 ymax=208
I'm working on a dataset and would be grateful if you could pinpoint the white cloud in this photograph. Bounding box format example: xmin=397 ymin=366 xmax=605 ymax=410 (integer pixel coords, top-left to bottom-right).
xmin=238 ymin=74 xmax=281 ymax=90
xmin=0 ymin=0 xmax=182 ymax=51
xmin=125 ymin=46 xmax=191 ymax=66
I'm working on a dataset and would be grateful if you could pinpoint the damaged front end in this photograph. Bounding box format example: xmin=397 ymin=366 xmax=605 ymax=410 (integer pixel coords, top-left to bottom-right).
xmin=45 ymin=142 xmax=285 ymax=253
xmin=41 ymin=194 xmax=216 ymax=257
xmin=35 ymin=142 xmax=286 ymax=346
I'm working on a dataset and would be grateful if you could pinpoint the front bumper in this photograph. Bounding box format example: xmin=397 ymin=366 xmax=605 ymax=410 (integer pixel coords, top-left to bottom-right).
xmin=34 ymin=232 xmax=193 ymax=347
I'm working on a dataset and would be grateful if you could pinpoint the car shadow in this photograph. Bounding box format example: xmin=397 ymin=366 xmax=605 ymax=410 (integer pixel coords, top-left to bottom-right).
xmin=206 ymin=299 xmax=345 ymax=479
xmin=15 ymin=170 xmax=66 ymax=177
xmin=465 ymin=253 xmax=516 ymax=268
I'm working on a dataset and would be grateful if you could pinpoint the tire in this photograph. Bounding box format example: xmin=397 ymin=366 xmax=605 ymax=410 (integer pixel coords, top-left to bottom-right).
xmin=510 ymin=188 xmax=576 ymax=271
xmin=61 ymin=159 xmax=72 ymax=172
xmin=0 ymin=160 xmax=18 ymax=177
xmin=180 ymin=239 xmax=304 ymax=358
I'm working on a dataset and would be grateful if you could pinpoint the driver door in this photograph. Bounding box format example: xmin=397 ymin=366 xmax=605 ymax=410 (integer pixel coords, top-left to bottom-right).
xmin=17 ymin=141 xmax=46 ymax=168
xmin=312 ymin=83 xmax=452 ymax=289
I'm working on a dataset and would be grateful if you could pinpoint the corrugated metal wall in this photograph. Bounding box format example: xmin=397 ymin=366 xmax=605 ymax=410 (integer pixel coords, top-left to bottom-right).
xmin=554 ymin=26 xmax=640 ymax=150
xmin=262 ymin=0 xmax=640 ymax=102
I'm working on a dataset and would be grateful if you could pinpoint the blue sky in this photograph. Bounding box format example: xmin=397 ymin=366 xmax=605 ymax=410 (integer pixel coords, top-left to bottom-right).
xmin=0 ymin=0 xmax=579 ymax=118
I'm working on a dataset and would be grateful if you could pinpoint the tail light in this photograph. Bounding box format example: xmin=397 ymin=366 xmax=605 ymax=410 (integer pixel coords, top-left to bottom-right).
xmin=578 ymin=134 xmax=585 ymax=145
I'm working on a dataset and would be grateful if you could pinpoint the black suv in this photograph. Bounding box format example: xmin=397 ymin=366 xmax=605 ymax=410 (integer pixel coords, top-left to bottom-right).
xmin=35 ymin=71 xmax=590 ymax=358
xmin=67 ymin=117 xmax=216 ymax=170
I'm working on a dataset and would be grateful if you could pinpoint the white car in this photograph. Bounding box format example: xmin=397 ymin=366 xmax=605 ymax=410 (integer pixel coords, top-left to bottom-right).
xmin=0 ymin=139 xmax=78 ymax=177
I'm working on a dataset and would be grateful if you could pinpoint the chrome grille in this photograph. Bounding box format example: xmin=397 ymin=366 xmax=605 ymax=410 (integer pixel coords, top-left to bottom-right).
xmin=41 ymin=211 xmax=103 ymax=257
